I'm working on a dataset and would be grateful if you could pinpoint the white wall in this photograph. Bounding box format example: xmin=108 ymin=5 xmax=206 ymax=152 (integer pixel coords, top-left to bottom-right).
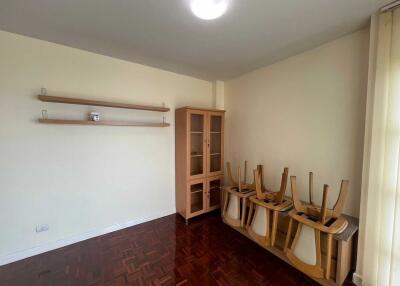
xmin=225 ymin=29 xmax=369 ymax=217
xmin=0 ymin=31 xmax=213 ymax=264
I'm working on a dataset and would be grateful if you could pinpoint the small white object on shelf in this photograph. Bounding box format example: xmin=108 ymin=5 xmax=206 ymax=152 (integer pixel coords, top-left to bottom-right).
xmin=89 ymin=112 xmax=100 ymax=121
xmin=41 ymin=87 xmax=47 ymax=96
xmin=41 ymin=109 xmax=48 ymax=119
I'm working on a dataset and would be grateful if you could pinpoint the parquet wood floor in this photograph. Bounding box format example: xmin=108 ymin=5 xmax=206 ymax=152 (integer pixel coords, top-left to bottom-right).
xmin=0 ymin=211 xmax=355 ymax=286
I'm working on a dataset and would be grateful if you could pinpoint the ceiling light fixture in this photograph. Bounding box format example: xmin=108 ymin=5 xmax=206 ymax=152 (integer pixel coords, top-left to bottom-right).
xmin=190 ymin=0 xmax=229 ymax=20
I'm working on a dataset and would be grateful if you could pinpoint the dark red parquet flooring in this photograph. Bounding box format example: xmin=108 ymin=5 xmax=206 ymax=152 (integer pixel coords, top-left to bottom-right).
xmin=0 ymin=211 xmax=355 ymax=286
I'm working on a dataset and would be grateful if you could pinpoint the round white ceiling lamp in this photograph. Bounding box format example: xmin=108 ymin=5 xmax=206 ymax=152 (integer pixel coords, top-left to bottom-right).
xmin=190 ymin=0 xmax=230 ymax=20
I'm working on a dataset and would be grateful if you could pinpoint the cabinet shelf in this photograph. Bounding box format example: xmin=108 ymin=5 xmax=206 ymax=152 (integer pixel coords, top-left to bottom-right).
xmin=39 ymin=95 xmax=169 ymax=112
xmin=39 ymin=119 xmax=169 ymax=127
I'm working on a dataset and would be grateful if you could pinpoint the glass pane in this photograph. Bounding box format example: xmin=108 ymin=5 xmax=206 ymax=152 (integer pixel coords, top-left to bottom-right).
xmin=209 ymin=179 xmax=221 ymax=207
xmin=191 ymin=156 xmax=203 ymax=176
xmin=190 ymin=183 xmax=204 ymax=213
xmin=210 ymin=133 xmax=221 ymax=154
xmin=210 ymin=155 xmax=221 ymax=172
xmin=210 ymin=115 xmax=222 ymax=173
xmin=191 ymin=133 xmax=203 ymax=156
xmin=211 ymin=115 xmax=222 ymax=132
xmin=190 ymin=113 xmax=204 ymax=176
xmin=191 ymin=114 xmax=204 ymax=132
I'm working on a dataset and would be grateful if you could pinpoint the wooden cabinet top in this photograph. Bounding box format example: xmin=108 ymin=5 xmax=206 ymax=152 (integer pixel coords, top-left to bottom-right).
xmin=175 ymin=106 xmax=226 ymax=113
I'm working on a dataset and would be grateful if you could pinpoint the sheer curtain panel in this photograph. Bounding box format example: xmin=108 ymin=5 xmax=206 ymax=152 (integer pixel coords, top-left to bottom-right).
xmin=356 ymin=7 xmax=400 ymax=286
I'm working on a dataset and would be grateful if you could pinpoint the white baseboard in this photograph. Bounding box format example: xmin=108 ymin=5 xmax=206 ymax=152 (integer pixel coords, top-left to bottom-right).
xmin=0 ymin=209 xmax=176 ymax=266
xmin=353 ymin=272 xmax=363 ymax=286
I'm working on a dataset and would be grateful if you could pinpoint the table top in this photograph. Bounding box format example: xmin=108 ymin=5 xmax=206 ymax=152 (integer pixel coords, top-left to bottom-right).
xmin=334 ymin=214 xmax=359 ymax=241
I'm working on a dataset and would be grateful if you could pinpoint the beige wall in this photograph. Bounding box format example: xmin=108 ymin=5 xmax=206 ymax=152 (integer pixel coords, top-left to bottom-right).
xmin=0 ymin=31 xmax=213 ymax=264
xmin=225 ymin=29 xmax=369 ymax=217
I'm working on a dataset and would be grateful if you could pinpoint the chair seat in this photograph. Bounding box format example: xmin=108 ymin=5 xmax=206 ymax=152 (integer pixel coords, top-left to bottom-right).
xmin=226 ymin=193 xmax=240 ymax=220
xmin=251 ymin=206 xmax=268 ymax=236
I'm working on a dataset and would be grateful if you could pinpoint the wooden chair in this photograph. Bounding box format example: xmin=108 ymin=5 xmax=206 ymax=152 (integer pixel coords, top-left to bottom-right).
xmin=226 ymin=161 xmax=261 ymax=192
xmin=222 ymin=161 xmax=259 ymax=228
xmin=246 ymin=167 xmax=292 ymax=247
xmin=284 ymin=173 xmax=349 ymax=280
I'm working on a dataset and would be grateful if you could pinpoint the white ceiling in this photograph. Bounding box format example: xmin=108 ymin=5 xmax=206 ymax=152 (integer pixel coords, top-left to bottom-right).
xmin=0 ymin=0 xmax=392 ymax=80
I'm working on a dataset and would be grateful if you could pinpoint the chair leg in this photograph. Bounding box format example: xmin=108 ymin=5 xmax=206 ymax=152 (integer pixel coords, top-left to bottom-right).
xmin=246 ymin=201 xmax=254 ymax=228
xmin=325 ymin=233 xmax=333 ymax=279
xmin=241 ymin=198 xmax=246 ymax=227
xmin=271 ymin=211 xmax=278 ymax=247
xmin=284 ymin=217 xmax=293 ymax=252
xmin=222 ymin=190 xmax=229 ymax=217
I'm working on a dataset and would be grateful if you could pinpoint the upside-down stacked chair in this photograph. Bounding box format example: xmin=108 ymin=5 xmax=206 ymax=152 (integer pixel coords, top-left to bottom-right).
xmin=222 ymin=161 xmax=257 ymax=227
xmin=284 ymin=173 xmax=349 ymax=279
xmin=246 ymin=166 xmax=292 ymax=247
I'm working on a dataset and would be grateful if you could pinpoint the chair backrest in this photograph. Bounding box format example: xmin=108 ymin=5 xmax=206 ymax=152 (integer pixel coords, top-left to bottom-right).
xmin=320 ymin=184 xmax=329 ymax=224
xmin=226 ymin=161 xmax=237 ymax=186
xmin=254 ymin=167 xmax=264 ymax=200
xmin=255 ymin=164 xmax=263 ymax=189
xmin=332 ymin=180 xmax=349 ymax=218
xmin=276 ymin=167 xmax=289 ymax=203
xmin=309 ymin=172 xmax=314 ymax=205
xmin=254 ymin=166 xmax=289 ymax=202
xmin=226 ymin=161 xmax=262 ymax=192
xmin=290 ymin=174 xmax=349 ymax=221
xmin=290 ymin=176 xmax=307 ymax=213
xmin=287 ymin=174 xmax=349 ymax=280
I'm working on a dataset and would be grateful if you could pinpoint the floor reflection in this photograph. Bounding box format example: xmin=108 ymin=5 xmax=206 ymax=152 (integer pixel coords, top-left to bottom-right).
xmin=0 ymin=211 xmax=355 ymax=285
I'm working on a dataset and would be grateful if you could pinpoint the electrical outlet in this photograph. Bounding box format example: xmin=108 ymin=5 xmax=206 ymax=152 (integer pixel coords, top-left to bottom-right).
xmin=36 ymin=224 xmax=49 ymax=233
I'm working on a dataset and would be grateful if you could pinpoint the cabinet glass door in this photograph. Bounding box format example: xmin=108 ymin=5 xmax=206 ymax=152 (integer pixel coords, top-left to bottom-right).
xmin=189 ymin=180 xmax=205 ymax=216
xmin=189 ymin=111 xmax=206 ymax=179
xmin=208 ymin=177 xmax=222 ymax=210
xmin=208 ymin=112 xmax=224 ymax=176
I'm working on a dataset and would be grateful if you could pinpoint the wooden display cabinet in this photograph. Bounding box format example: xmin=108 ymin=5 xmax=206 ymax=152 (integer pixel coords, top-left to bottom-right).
xmin=175 ymin=107 xmax=225 ymax=222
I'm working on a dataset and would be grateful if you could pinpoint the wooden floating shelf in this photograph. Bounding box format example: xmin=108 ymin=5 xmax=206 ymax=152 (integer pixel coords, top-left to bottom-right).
xmin=39 ymin=119 xmax=170 ymax=127
xmin=39 ymin=95 xmax=169 ymax=112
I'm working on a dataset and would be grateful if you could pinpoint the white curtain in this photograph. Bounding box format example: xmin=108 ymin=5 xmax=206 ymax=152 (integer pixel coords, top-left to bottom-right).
xmin=356 ymin=7 xmax=400 ymax=286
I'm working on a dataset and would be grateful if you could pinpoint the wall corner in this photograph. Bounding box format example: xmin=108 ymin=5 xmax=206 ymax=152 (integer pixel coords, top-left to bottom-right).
xmin=212 ymin=80 xmax=225 ymax=110
xmin=352 ymin=272 xmax=363 ymax=286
